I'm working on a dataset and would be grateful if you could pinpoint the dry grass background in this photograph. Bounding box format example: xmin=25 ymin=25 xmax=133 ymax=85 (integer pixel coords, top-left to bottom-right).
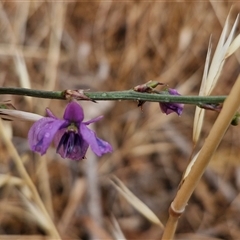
xmin=1 ymin=1 xmax=240 ymax=239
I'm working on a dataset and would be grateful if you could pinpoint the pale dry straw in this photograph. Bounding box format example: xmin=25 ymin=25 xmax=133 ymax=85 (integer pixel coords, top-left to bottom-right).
xmin=193 ymin=13 xmax=239 ymax=146
xmin=0 ymin=119 xmax=61 ymax=239
xmin=162 ymin=13 xmax=240 ymax=240
xmin=110 ymin=176 xmax=164 ymax=229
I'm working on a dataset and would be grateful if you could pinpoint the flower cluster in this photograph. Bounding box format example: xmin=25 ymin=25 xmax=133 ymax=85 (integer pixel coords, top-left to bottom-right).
xmin=134 ymin=81 xmax=184 ymax=116
xmin=28 ymin=102 xmax=112 ymax=160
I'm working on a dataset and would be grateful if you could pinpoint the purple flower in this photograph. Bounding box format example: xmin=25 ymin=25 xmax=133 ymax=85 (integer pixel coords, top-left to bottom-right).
xmin=160 ymin=88 xmax=184 ymax=116
xmin=28 ymin=102 xmax=112 ymax=160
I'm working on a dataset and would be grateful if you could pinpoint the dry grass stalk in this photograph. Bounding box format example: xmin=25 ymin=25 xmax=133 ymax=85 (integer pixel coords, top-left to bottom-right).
xmin=37 ymin=155 xmax=54 ymax=219
xmin=162 ymin=74 xmax=240 ymax=239
xmin=41 ymin=2 xmax=66 ymax=113
xmin=13 ymin=50 xmax=32 ymax=109
xmin=162 ymin=12 xmax=240 ymax=239
xmin=0 ymin=2 xmax=32 ymax=109
xmin=20 ymin=191 xmax=53 ymax=233
xmin=0 ymin=109 xmax=42 ymax=121
xmin=0 ymin=119 xmax=61 ymax=239
xmin=193 ymin=13 xmax=239 ymax=145
xmin=192 ymin=37 xmax=212 ymax=147
xmin=108 ymin=214 xmax=126 ymax=240
xmin=183 ymin=11 xmax=240 ymax=196
xmin=225 ymin=33 xmax=240 ymax=58
xmin=57 ymin=178 xmax=86 ymax=235
xmin=110 ymin=176 xmax=164 ymax=229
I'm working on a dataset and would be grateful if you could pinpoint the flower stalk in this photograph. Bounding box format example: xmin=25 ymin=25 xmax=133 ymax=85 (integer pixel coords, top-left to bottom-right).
xmin=0 ymin=87 xmax=227 ymax=105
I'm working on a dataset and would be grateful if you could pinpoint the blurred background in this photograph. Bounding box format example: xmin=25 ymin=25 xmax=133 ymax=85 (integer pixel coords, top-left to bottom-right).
xmin=1 ymin=1 xmax=240 ymax=239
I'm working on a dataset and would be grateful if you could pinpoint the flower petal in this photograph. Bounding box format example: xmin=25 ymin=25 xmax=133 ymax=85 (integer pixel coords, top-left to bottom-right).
xmin=96 ymin=137 xmax=113 ymax=154
xmin=54 ymin=129 xmax=89 ymax=160
xmin=159 ymin=102 xmax=184 ymax=115
xmin=159 ymin=88 xmax=184 ymax=116
xmin=46 ymin=108 xmax=57 ymax=119
xmin=83 ymin=115 xmax=103 ymax=125
xmin=168 ymin=88 xmax=180 ymax=96
xmin=28 ymin=117 xmax=66 ymax=155
xmin=80 ymin=123 xmax=112 ymax=156
xmin=63 ymin=102 xmax=84 ymax=123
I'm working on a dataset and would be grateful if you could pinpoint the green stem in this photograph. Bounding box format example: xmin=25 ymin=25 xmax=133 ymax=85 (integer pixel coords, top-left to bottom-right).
xmin=0 ymin=87 xmax=227 ymax=105
xmin=0 ymin=87 xmax=65 ymax=99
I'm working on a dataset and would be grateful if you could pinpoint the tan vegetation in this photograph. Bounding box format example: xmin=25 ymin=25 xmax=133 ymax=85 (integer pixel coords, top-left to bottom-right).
xmin=1 ymin=1 xmax=240 ymax=239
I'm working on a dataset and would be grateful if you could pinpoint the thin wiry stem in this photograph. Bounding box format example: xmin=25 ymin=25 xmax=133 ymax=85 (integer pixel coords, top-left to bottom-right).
xmin=0 ymin=87 xmax=65 ymax=99
xmin=0 ymin=87 xmax=227 ymax=105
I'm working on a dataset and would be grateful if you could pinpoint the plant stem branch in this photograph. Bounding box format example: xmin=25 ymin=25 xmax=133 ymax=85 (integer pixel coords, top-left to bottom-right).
xmin=0 ymin=87 xmax=227 ymax=105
